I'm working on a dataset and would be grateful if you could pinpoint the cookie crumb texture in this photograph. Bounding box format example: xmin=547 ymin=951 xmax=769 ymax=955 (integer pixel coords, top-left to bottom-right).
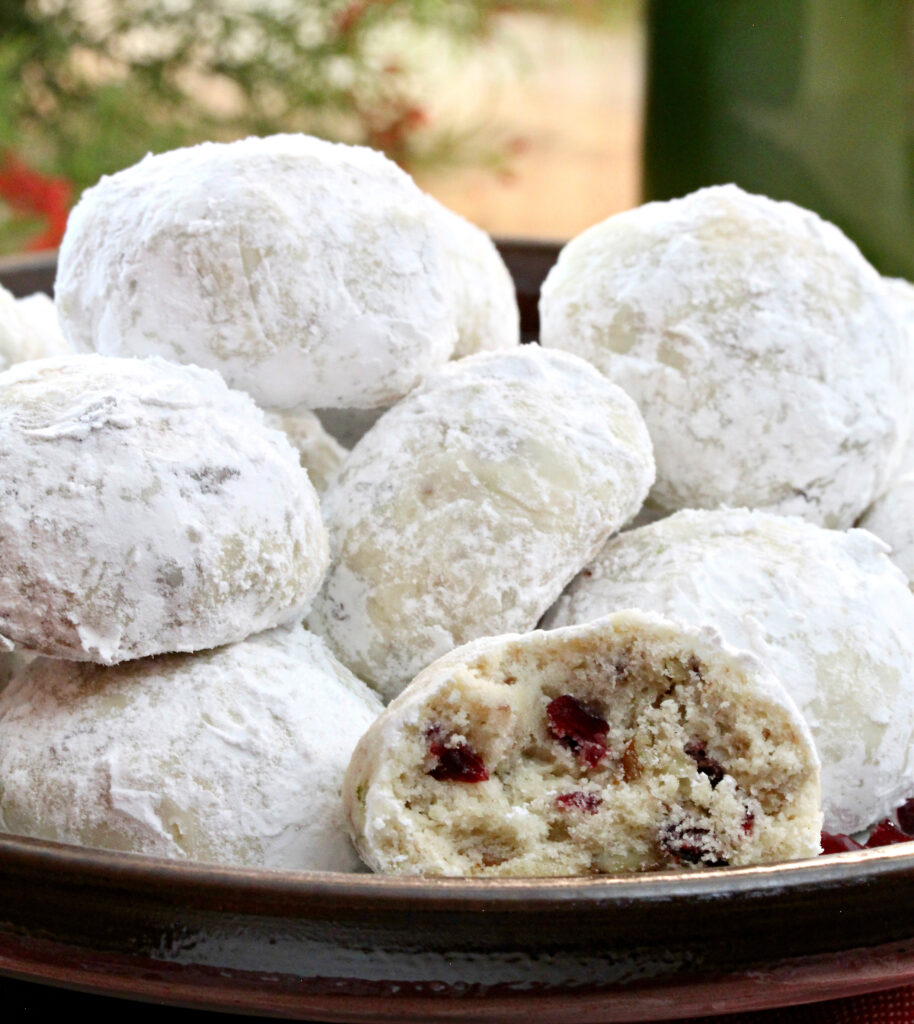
xmin=0 ymin=354 xmax=328 ymax=663
xmin=0 ymin=625 xmax=383 ymax=870
xmin=546 ymin=509 xmax=914 ymax=834
xmin=309 ymin=347 xmax=655 ymax=700
xmin=344 ymin=612 xmax=821 ymax=876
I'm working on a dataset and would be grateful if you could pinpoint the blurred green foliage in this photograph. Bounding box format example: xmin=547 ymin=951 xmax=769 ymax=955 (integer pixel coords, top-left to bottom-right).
xmin=0 ymin=0 xmax=636 ymax=199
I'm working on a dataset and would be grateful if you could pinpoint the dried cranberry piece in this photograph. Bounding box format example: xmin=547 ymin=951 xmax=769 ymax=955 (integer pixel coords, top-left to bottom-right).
xmin=865 ymin=819 xmax=912 ymax=848
xmin=684 ymin=740 xmax=725 ymax=789
xmin=897 ymin=797 xmax=914 ymax=835
xmin=741 ymin=811 xmax=755 ymax=835
xmin=555 ymin=791 xmax=602 ymax=814
xmin=425 ymin=727 xmax=489 ymax=783
xmin=659 ymin=823 xmax=728 ymax=867
xmin=546 ymin=695 xmax=609 ymax=767
xmin=820 ymin=831 xmax=864 ymax=854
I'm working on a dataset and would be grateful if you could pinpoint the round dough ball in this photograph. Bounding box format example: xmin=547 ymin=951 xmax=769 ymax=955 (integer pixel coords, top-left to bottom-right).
xmin=0 ymin=354 xmax=328 ymax=663
xmin=545 ymin=509 xmax=914 ymax=833
xmin=0 ymin=625 xmax=383 ymax=870
xmin=314 ymin=207 xmax=519 ymax=448
xmin=0 ymin=287 xmax=70 ymax=372
xmin=55 ymin=134 xmax=458 ymax=410
xmin=344 ymin=611 xmax=821 ymax=876
xmin=432 ymin=202 xmax=519 ymax=358
xmin=540 ymin=185 xmax=911 ymax=528
xmin=264 ymin=406 xmax=348 ymax=496
xmin=858 ymin=472 xmax=914 ymax=588
xmin=308 ymin=346 xmax=655 ymax=700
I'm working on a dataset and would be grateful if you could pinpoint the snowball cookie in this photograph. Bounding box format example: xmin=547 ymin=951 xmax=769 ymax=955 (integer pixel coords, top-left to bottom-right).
xmin=540 ymin=185 xmax=910 ymax=528
xmin=55 ymin=134 xmax=458 ymax=410
xmin=308 ymin=346 xmax=655 ymax=701
xmin=264 ymin=406 xmax=348 ymax=496
xmin=431 ymin=201 xmax=520 ymax=358
xmin=0 ymin=286 xmax=70 ymax=371
xmin=0 ymin=625 xmax=384 ymax=870
xmin=0 ymin=354 xmax=328 ymax=663
xmin=545 ymin=509 xmax=914 ymax=834
xmin=344 ymin=611 xmax=821 ymax=876
xmin=859 ymin=473 xmax=914 ymax=588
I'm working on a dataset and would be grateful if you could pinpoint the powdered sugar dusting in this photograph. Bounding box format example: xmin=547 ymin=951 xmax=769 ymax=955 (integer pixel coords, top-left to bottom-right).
xmin=309 ymin=346 xmax=655 ymax=700
xmin=540 ymin=185 xmax=911 ymax=527
xmin=55 ymin=134 xmax=458 ymax=410
xmin=0 ymin=287 xmax=71 ymax=371
xmin=0 ymin=625 xmax=383 ymax=870
xmin=0 ymin=353 xmax=328 ymax=663
xmin=264 ymin=405 xmax=348 ymax=495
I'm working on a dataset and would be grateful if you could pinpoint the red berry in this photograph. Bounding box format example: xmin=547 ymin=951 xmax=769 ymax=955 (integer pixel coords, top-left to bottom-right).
xmin=546 ymin=695 xmax=609 ymax=767
xmin=684 ymin=739 xmax=725 ymax=788
xmin=555 ymin=791 xmax=602 ymax=814
xmin=659 ymin=823 xmax=728 ymax=867
xmin=865 ymin=819 xmax=911 ymax=848
xmin=896 ymin=797 xmax=914 ymax=835
xmin=426 ymin=727 xmax=489 ymax=783
xmin=820 ymin=831 xmax=864 ymax=854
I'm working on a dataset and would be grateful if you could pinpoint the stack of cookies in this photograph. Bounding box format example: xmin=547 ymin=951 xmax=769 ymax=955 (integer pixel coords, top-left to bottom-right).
xmin=1 ymin=134 xmax=913 ymax=877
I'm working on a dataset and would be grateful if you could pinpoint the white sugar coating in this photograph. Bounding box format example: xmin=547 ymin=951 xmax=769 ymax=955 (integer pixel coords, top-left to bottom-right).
xmin=540 ymin=185 xmax=911 ymax=528
xmin=344 ymin=611 xmax=821 ymax=877
xmin=0 ymin=353 xmax=328 ymax=663
xmin=859 ymin=473 xmax=914 ymax=589
xmin=308 ymin=346 xmax=655 ymax=701
xmin=0 ymin=625 xmax=383 ymax=870
xmin=264 ymin=406 xmax=348 ymax=495
xmin=55 ymin=133 xmax=458 ymax=410
xmin=544 ymin=509 xmax=914 ymax=833
xmin=884 ymin=277 xmax=914 ymax=473
xmin=431 ymin=201 xmax=520 ymax=358
xmin=0 ymin=287 xmax=71 ymax=371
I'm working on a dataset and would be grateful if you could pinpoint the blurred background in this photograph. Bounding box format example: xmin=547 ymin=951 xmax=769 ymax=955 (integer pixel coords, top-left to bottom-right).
xmin=0 ymin=0 xmax=910 ymax=276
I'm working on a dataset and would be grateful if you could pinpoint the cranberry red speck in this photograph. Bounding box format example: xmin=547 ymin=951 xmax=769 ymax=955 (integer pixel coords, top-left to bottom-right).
xmin=546 ymin=695 xmax=609 ymax=767
xmin=865 ymin=819 xmax=911 ymax=848
xmin=426 ymin=727 xmax=489 ymax=783
xmin=820 ymin=832 xmax=864 ymax=854
xmin=555 ymin=791 xmax=602 ymax=814
xmin=659 ymin=824 xmax=728 ymax=868
xmin=896 ymin=797 xmax=914 ymax=835
xmin=684 ymin=739 xmax=725 ymax=788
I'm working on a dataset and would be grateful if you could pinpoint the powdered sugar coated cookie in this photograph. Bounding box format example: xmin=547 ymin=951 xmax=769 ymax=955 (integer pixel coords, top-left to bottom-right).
xmin=344 ymin=611 xmax=821 ymax=876
xmin=0 ymin=287 xmax=70 ymax=371
xmin=540 ymin=185 xmax=910 ymax=527
xmin=56 ymin=134 xmax=458 ymax=409
xmin=264 ymin=406 xmax=348 ymax=495
xmin=545 ymin=509 xmax=914 ymax=833
xmin=0 ymin=354 xmax=328 ymax=663
xmin=432 ymin=202 xmax=519 ymax=358
xmin=309 ymin=346 xmax=655 ymax=700
xmin=859 ymin=472 xmax=914 ymax=589
xmin=0 ymin=625 xmax=383 ymax=870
